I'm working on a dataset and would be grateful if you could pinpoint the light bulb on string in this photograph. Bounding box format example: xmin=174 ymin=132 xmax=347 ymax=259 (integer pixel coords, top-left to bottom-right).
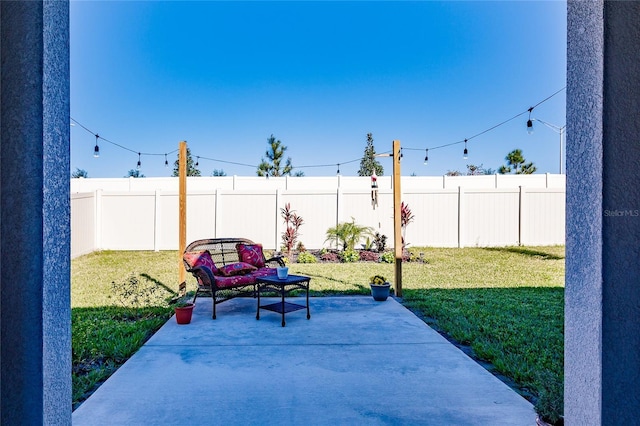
xmin=527 ymin=107 xmax=534 ymax=134
xmin=137 ymin=152 xmax=141 ymax=170
xmin=93 ymin=134 xmax=100 ymax=158
xmin=164 ymin=154 xmax=168 ymax=168
xmin=336 ymin=164 xmax=340 ymax=176
xmin=463 ymin=139 xmax=468 ymax=160
xmin=424 ymin=149 xmax=429 ymax=165
xmin=195 ymin=156 xmax=199 ymax=167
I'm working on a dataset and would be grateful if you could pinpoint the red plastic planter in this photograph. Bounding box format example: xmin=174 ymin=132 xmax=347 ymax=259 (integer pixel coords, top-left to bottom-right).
xmin=175 ymin=304 xmax=194 ymax=324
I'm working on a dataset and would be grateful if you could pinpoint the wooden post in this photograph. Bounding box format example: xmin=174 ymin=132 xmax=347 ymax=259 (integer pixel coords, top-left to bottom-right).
xmin=178 ymin=141 xmax=187 ymax=294
xmin=392 ymin=140 xmax=402 ymax=297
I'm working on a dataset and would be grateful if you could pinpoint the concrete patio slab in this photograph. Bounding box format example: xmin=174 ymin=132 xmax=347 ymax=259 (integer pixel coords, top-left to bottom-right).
xmin=72 ymin=297 xmax=535 ymax=425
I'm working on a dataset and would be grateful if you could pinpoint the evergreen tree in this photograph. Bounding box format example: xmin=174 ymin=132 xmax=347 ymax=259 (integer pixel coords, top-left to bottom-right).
xmin=499 ymin=149 xmax=537 ymax=174
xmin=71 ymin=168 xmax=88 ymax=178
xmin=256 ymin=134 xmax=295 ymax=177
xmin=125 ymin=169 xmax=145 ymax=178
xmin=358 ymin=133 xmax=384 ymax=176
xmin=172 ymin=147 xmax=201 ymax=177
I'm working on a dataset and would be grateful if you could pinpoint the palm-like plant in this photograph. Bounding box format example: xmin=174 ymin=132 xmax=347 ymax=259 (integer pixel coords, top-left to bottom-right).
xmin=325 ymin=217 xmax=373 ymax=251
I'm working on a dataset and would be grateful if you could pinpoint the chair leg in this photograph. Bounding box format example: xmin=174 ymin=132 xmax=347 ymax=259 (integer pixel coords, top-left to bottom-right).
xmin=212 ymin=293 xmax=217 ymax=319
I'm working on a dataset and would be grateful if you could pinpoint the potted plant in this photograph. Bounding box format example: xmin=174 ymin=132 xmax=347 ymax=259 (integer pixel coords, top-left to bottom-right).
xmin=369 ymin=275 xmax=391 ymax=301
xmin=174 ymin=294 xmax=195 ymax=324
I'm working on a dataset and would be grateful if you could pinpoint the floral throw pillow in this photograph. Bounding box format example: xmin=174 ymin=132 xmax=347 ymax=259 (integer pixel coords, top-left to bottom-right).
xmin=218 ymin=262 xmax=257 ymax=277
xmin=183 ymin=250 xmax=218 ymax=275
xmin=236 ymin=243 xmax=266 ymax=268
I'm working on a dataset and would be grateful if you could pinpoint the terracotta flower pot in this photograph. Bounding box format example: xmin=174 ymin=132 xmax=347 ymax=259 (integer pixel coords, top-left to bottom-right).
xmin=175 ymin=304 xmax=194 ymax=324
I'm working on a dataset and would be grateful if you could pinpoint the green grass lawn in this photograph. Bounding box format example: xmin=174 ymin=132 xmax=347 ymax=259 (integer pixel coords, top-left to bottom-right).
xmin=72 ymin=246 xmax=564 ymax=422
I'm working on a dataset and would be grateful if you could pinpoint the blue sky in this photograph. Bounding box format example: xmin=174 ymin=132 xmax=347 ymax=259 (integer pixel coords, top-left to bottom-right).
xmin=70 ymin=1 xmax=567 ymax=178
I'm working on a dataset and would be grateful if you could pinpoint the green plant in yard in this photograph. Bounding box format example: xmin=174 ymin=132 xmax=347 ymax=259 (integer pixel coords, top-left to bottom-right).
xmin=380 ymin=251 xmax=395 ymax=263
xmin=110 ymin=273 xmax=170 ymax=318
xmin=534 ymin=369 xmax=564 ymax=425
xmin=369 ymin=275 xmax=388 ymax=285
xmin=296 ymin=251 xmax=317 ymax=263
xmin=325 ymin=217 xmax=373 ymax=251
xmin=372 ymin=232 xmax=387 ymax=253
xmin=340 ymin=249 xmax=360 ymax=263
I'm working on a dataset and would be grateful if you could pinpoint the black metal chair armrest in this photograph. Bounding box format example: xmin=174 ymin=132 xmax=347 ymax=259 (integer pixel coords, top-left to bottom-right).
xmin=265 ymin=255 xmax=286 ymax=267
xmin=189 ymin=265 xmax=217 ymax=288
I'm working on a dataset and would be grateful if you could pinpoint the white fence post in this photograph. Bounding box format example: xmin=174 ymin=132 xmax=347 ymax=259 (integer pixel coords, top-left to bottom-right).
xmin=214 ymin=189 xmax=222 ymax=238
xmin=95 ymin=189 xmax=102 ymax=250
xmin=275 ymin=189 xmax=282 ymax=252
xmin=154 ymin=190 xmax=161 ymax=252
xmin=458 ymin=186 xmax=465 ymax=248
xmin=518 ymin=186 xmax=524 ymax=246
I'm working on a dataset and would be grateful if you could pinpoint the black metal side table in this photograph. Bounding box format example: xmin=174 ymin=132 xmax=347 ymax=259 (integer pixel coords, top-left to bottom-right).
xmin=256 ymin=274 xmax=311 ymax=327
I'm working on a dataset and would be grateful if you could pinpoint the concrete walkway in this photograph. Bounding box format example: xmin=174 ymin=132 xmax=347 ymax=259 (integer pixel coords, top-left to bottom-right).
xmin=72 ymin=297 xmax=535 ymax=425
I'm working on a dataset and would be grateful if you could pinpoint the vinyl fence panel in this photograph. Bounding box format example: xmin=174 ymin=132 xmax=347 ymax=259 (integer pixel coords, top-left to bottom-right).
xmin=70 ymin=175 xmax=566 ymax=257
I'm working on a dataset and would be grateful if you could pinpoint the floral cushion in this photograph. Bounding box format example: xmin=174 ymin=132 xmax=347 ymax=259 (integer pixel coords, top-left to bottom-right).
xmin=183 ymin=250 xmax=218 ymax=275
xmin=253 ymin=267 xmax=278 ymax=278
xmin=218 ymin=262 xmax=257 ymax=277
xmin=236 ymin=243 xmax=266 ymax=268
xmin=214 ymin=273 xmax=256 ymax=289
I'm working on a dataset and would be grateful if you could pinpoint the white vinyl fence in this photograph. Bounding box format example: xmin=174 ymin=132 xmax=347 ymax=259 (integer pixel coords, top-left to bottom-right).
xmin=71 ymin=175 xmax=566 ymax=258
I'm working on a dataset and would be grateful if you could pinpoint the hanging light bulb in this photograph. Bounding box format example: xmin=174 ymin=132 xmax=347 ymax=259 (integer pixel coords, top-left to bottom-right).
xmin=195 ymin=156 xmax=199 ymax=167
xmin=164 ymin=154 xmax=168 ymax=168
xmin=424 ymin=149 xmax=429 ymax=165
xmin=93 ymin=134 xmax=100 ymax=158
xmin=336 ymin=164 xmax=341 ymax=175
xmin=527 ymin=107 xmax=534 ymax=134
xmin=137 ymin=152 xmax=141 ymax=170
xmin=463 ymin=139 xmax=468 ymax=160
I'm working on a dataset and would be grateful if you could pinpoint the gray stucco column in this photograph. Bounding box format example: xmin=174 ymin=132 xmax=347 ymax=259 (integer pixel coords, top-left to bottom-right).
xmin=0 ymin=1 xmax=71 ymax=424
xmin=566 ymin=1 xmax=640 ymax=424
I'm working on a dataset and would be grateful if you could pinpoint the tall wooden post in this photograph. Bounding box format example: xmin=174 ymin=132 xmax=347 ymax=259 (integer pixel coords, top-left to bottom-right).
xmin=392 ymin=140 xmax=402 ymax=297
xmin=178 ymin=141 xmax=187 ymax=293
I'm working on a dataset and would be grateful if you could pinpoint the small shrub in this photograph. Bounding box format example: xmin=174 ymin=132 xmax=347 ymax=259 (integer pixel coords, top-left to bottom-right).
xmin=373 ymin=232 xmax=387 ymax=253
xmin=320 ymin=251 xmax=339 ymax=262
xmin=359 ymin=250 xmax=380 ymax=262
xmin=110 ymin=274 xmax=169 ymax=318
xmin=281 ymin=203 xmax=303 ymax=259
xmin=296 ymin=241 xmax=306 ymax=252
xmin=296 ymin=251 xmax=317 ymax=263
xmin=380 ymin=251 xmax=395 ymax=263
xmin=340 ymin=249 xmax=360 ymax=263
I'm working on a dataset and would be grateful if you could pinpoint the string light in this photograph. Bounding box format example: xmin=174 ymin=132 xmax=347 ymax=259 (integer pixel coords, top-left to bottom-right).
xmin=195 ymin=156 xmax=199 ymax=167
xmin=403 ymin=87 xmax=565 ymax=166
xmin=70 ymin=87 xmax=565 ymax=175
xmin=527 ymin=107 xmax=534 ymax=134
xmin=463 ymin=139 xmax=468 ymax=160
xmin=164 ymin=154 xmax=168 ymax=168
xmin=93 ymin=134 xmax=100 ymax=158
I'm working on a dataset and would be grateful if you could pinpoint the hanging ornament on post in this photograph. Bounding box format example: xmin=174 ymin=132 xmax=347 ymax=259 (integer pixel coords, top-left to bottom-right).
xmin=371 ymin=170 xmax=379 ymax=209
